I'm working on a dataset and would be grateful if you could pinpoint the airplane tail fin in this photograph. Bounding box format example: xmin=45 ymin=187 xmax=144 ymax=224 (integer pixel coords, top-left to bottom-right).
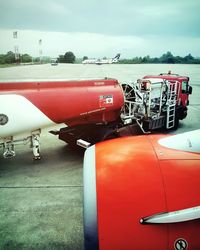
xmin=112 ymin=53 xmax=120 ymax=62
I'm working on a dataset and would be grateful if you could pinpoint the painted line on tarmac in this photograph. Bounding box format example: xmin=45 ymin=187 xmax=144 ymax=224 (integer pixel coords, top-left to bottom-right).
xmin=0 ymin=185 xmax=83 ymax=188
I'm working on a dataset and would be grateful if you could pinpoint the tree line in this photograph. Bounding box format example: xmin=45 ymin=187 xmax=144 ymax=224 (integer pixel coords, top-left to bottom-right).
xmin=0 ymin=50 xmax=200 ymax=65
xmin=0 ymin=51 xmax=32 ymax=64
xmin=119 ymin=51 xmax=200 ymax=64
xmin=0 ymin=51 xmax=76 ymax=64
xmin=0 ymin=51 xmax=51 ymax=64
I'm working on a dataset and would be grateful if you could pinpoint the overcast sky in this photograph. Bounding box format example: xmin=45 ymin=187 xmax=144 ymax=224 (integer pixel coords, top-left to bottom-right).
xmin=0 ymin=0 xmax=200 ymax=58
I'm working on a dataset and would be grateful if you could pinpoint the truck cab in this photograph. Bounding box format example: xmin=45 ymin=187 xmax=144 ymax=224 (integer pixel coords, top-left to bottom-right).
xmin=144 ymin=72 xmax=192 ymax=105
xmin=143 ymin=72 xmax=192 ymax=120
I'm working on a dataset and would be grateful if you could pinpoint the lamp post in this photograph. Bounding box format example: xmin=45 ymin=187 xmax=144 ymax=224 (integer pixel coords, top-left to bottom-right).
xmin=13 ymin=31 xmax=20 ymax=63
xmin=39 ymin=39 xmax=42 ymax=64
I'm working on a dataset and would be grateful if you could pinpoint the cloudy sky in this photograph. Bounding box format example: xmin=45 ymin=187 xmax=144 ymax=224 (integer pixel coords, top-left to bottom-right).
xmin=0 ymin=0 xmax=200 ymax=58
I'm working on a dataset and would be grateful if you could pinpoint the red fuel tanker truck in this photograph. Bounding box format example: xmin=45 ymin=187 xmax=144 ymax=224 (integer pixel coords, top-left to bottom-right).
xmin=0 ymin=73 xmax=192 ymax=159
xmin=53 ymin=72 xmax=192 ymax=146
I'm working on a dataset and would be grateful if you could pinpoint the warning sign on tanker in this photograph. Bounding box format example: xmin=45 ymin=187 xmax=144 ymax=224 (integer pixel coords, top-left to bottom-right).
xmin=99 ymin=95 xmax=113 ymax=108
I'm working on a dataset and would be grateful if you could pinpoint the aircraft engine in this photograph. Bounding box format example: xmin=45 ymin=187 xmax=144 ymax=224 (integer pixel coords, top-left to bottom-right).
xmin=83 ymin=130 xmax=200 ymax=250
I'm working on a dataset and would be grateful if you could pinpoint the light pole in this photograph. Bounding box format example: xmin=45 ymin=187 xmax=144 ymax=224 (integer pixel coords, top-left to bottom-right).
xmin=13 ymin=31 xmax=20 ymax=63
xmin=39 ymin=39 xmax=42 ymax=64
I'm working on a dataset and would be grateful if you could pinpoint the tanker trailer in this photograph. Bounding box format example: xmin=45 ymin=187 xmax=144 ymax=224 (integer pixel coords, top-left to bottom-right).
xmin=0 ymin=78 xmax=124 ymax=159
xmin=49 ymin=78 xmax=125 ymax=148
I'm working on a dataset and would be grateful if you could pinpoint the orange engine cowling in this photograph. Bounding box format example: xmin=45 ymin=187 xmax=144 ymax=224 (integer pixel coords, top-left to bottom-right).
xmin=83 ymin=130 xmax=200 ymax=250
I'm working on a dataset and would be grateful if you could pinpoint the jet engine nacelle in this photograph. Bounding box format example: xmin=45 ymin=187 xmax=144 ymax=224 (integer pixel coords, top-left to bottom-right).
xmin=83 ymin=130 xmax=200 ymax=250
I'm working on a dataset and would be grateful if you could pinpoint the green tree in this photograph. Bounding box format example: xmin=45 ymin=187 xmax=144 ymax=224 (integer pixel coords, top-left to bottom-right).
xmin=152 ymin=57 xmax=159 ymax=63
xmin=160 ymin=51 xmax=175 ymax=63
xmin=58 ymin=55 xmax=65 ymax=63
xmin=174 ymin=56 xmax=182 ymax=64
xmin=0 ymin=54 xmax=6 ymax=64
xmin=83 ymin=56 xmax=88 ymax=61
xmin=142 ymin=55 xmax=150 ymax=63
xmin=21 ymin=54 xmax=32 ymax=63
xmin=64 ymin=51 xmax=76 ymax=63
xmin=183 ymin=54 xmax=194 ymax=63
xmin=5 ymin=51 xmax=15 ymax=63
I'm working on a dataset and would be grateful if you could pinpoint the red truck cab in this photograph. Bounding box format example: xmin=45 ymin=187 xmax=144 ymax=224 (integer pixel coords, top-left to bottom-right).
xmin=143 ymin=72 xmax=192 ymax=120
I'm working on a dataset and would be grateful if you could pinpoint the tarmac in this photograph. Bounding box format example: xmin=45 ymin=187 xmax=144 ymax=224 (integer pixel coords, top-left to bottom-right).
xmin=0 ymin=63 xmax=200 ymax=249
xmin=0 ymin=128 xmax=84 ymax=250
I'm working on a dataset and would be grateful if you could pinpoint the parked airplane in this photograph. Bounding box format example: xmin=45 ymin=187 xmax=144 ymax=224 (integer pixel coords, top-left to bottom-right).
xmin=83 ymin=129 xmax=200 ymax=250
xmin=82 ymin=53 xmax=120 ymax=65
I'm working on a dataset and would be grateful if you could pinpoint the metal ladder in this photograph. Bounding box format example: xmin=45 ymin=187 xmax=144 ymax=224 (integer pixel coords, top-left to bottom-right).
xmin=166 ymin=82 xmax=177 ymax=129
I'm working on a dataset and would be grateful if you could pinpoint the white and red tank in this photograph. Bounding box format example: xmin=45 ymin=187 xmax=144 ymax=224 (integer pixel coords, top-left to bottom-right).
xmin=0 ymin=78 xmax=124 ymax=138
